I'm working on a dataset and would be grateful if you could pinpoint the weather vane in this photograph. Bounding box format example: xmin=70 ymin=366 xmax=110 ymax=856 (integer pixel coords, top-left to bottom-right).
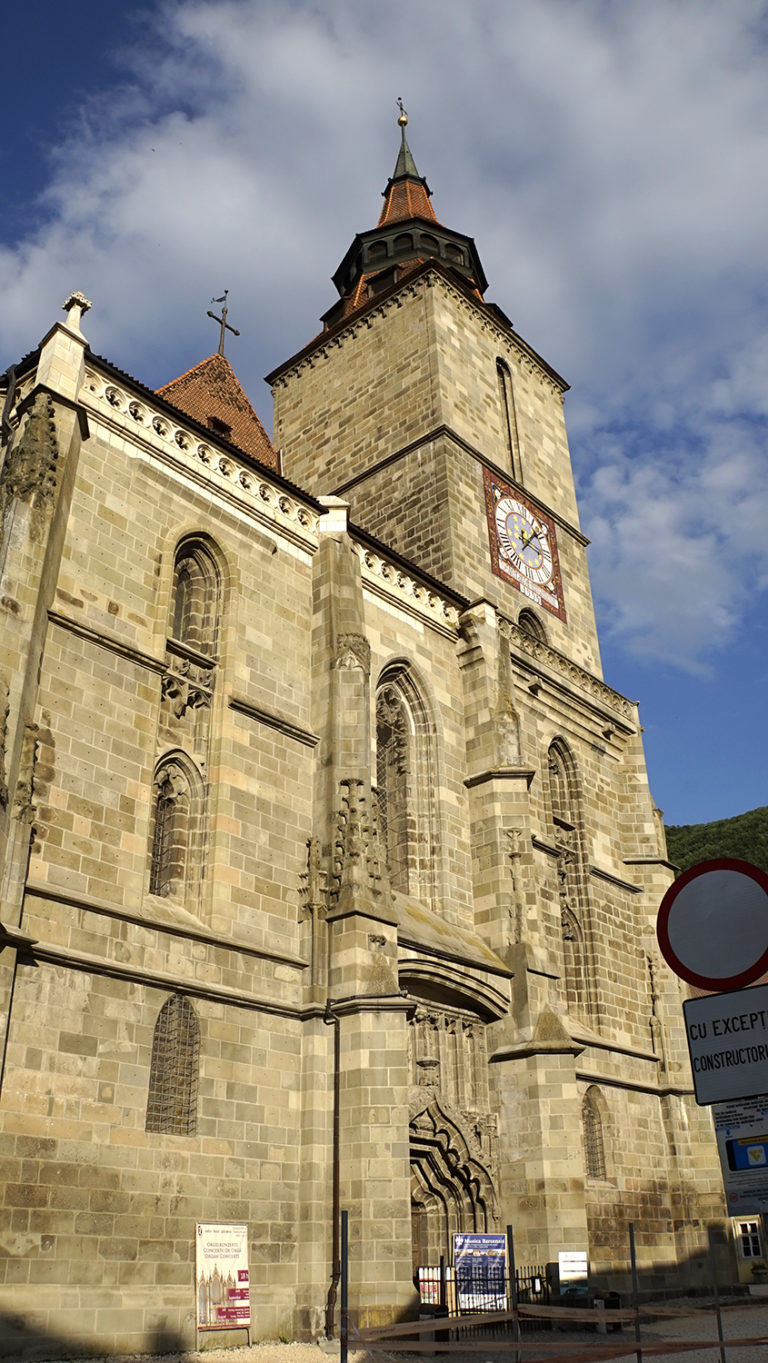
xmin=206 ymin=290 xmax=240 ymax=356
xmin=396 ymin=96 xmax=408 ymax=127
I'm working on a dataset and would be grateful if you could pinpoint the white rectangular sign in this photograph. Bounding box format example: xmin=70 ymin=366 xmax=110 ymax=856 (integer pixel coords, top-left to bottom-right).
xmin=683 ymin=982 xmax=768 ymax=1105
xmin=558 ymin=1251 xmax=588 ymax=1283
xmin=195 ymin=1223 xmax=250 ymax=1331
xmin=713 ymin=1095 xmax=768 ymax=1216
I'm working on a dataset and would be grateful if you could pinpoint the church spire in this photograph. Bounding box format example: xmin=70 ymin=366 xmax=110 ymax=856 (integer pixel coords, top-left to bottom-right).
xmin=392 ymin=99 xmax=421 ymax=179
xmin=319 ymin=105 xmax=487 ymax=331
xmin=377 ymin=103 xmax=437 ymax=227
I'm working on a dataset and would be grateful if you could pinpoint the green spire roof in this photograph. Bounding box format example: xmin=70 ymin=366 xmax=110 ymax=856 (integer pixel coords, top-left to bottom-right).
xmin=392 ymin=123 xmax=421 ymax=181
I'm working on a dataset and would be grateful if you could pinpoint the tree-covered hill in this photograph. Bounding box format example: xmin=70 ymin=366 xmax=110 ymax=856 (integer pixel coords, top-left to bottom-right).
xmin=665 ymin=806 xmax=768 ymax=874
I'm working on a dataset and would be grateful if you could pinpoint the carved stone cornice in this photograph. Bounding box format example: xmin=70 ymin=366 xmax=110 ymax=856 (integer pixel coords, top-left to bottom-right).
xmin=352 ymin=539 xmax=460 ymax=633
xmin=269 ymin=263 xmax=567 ymax=401
xmin=82 ymin=366 xmax=319 ymax=550
xmin=499 ymin=615 xmax=636 ymax=723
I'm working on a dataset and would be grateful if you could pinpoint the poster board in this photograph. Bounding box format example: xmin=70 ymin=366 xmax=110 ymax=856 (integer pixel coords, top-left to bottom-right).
xmin=453 ymin=1232 xmax=507 ymax=1310
xmin=713 ymin=1095 xmax=768 ymax=1215
xmin=195 ymin=1223 xmax=250 ymax=1330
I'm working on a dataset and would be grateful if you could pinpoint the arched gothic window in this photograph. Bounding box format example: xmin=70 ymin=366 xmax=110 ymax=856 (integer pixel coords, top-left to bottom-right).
xmin=377 ymin=686 xmax=410 ymax=892
xmin=562 ymin=905 xmax=588 ymax=1017
xmin=582 ymin=1086 xmax=607 ymax=1180
xmin=163 ymin=537 xmax=221 ymax=721
xmin=496 ymin=359 xmax=521 ymax=479
xmin=375 ymin=666 xmax=437 ymax=906
xmin=549 ymin=738 xmax=582 ymax=831
xmin=518 ymin=607 xmax=547 ymax=643
xmin=548 ymin=739 xmax=593 ymax=1019
xmin=146 ymin=995 xmax=200 ymax=1135
xmin=148 ymin=754 xmax=203 ymax=902
xmin=170 ymin=538 xmax=220 ymax=655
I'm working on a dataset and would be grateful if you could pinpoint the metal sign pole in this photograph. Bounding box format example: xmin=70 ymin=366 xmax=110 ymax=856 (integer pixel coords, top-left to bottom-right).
xmin=340 ymin=1209 xmax=349 ymax=1363
xmin=506 ymin=1224 xmax=520 ymax=1363
xmin=628 ymin=1223 xmax=642 ymax=1363
xmin=708 ymin=1231 xmax=728 ymax=1363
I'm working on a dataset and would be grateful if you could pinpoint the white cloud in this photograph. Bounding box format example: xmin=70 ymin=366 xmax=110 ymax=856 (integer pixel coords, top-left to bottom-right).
xmin=1 ymin=0 xmax=767 ymax=670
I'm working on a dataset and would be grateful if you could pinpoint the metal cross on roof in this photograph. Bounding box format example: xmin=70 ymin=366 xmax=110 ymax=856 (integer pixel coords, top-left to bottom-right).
xmin=206 ymin=290 xmax=240 ymax=355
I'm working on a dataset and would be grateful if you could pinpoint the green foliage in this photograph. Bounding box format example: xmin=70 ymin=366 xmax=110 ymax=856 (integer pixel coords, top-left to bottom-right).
xmin=666 ymin=806 xmax=768 ymax=874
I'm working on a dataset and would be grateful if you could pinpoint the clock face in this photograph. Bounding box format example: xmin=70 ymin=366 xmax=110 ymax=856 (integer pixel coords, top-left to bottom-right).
xmin=483 ymin=470 xmax=566 ymax=620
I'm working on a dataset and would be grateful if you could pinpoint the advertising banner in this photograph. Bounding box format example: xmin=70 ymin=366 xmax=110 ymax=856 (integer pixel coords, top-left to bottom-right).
xmin=453 ymin=1231 xmax=507 ymax=1311
xmin=195 ymin=1223 xmax=250 ymax=1331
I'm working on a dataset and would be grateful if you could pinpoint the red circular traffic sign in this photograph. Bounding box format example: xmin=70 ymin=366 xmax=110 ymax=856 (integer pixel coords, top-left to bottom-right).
xmin=657 ymin=857 xmax=768 ymax=991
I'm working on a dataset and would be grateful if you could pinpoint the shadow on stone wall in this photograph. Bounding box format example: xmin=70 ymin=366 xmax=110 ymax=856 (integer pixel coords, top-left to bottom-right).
xmin=0 ymin=1308 xmax=187 ymax=1362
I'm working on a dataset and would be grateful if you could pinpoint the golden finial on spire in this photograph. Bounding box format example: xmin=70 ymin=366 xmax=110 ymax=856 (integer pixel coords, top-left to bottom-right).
xmin=396 ymin=96 xmax=408 ymax=128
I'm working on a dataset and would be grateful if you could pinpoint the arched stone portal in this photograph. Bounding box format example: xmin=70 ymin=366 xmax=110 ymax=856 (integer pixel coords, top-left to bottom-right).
xmin=409 ymin=1094 xmax=498 ymax=1271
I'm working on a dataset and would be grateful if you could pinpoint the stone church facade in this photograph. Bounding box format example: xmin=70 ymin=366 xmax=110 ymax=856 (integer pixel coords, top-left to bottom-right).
xmin=0 ymin=119 xmax=726 ymax=1355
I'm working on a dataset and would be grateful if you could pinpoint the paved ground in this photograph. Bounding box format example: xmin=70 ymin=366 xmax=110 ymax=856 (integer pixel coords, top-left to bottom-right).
xmin=23 ymin=1297 xmax=768 ymax=1363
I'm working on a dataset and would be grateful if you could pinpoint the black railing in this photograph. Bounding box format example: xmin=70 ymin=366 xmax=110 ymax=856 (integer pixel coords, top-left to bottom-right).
xmin=417 ymin=1263 xmax=550 ymax=1336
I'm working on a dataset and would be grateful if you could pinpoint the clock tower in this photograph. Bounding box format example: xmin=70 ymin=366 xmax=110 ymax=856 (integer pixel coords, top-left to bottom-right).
xmin=269 ymin=110 xmax=600 ymax=674
xmin=269 ymin=113 xmax=723 ymax=1285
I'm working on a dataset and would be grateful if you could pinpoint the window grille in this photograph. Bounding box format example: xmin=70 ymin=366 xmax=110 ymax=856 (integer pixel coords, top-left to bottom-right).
xmin=146 ymin=995 xmax=200 ymax=1135
xmin=583 ymin=1088 xmax=606 ymax=1180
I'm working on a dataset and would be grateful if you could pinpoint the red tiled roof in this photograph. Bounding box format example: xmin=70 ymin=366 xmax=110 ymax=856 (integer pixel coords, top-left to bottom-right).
xmin=157 ymin=353 xmax=278 ymax=471
xmin=378 ymin=178 xmax=438 ymax=227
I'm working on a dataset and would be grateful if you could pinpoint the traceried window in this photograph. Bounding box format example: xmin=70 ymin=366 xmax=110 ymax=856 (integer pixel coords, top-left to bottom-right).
xmin=549 ymin=738 xmax=593 ymax=1019
xmin=377 ymin=685 xmax=410 ymax=892
xmin=582 ymin=1087 xmax=606 ymax=1180
xmin=171 ymin=539 xmax=220 ymax=655
xmin=562 ymin=906 xmax=588 ymax=1018
xmin=375 ymin=666 xmax=437 ymax=907
xmin=148 ymin=754 xmax=203 ymax=902
xmin=146 ymin=995 xmax=200 ymax=1136
xmin=149 ymin=761 xmax=190 ymax=898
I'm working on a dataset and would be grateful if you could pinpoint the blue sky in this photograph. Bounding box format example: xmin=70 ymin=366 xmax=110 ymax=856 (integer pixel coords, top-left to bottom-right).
xmin=2 ymin=0 xmax=767 ymax=828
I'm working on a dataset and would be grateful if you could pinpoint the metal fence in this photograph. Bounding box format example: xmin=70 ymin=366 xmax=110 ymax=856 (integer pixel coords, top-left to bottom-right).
xmin=417 ymin=1261 xmax=551 ymax=1337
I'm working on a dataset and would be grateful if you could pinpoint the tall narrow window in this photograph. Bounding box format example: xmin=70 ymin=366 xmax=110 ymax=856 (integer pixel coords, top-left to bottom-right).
xmin=497 ymin=359 xmax=521 ymax=480
xmin=562 ymin=906 xmax=588 ymax=1017
xmin=163 ymin=537 xmax=221 ymax=722
xmin=377 ymin=686 xmax=410 ymax=892
xmin=549 ymin=738 xmax=593 ymax=1019
xmin=375 ymin=666 xmax=438 ymax=907
xmin=146 ymin=995 xmax=200 ymax=1135
xmin=170 ymin=539 xmax=220 ymax=655
xmin=548 ymin=741 xmax=573 ymax=829
xmin=148 ymin=755 xmax=203 ymax=902
xmin=582 ymin=1087 xmax=606 ymax=1180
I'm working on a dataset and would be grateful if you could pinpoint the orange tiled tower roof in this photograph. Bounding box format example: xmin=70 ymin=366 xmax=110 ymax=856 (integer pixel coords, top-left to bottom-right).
xmin=157 ymin=352 xmax=278 ymax=471
xmin=320 ymin=107 xmax=488 ymax=332
xmin=377 ymin=117 xmax=438 ymax=227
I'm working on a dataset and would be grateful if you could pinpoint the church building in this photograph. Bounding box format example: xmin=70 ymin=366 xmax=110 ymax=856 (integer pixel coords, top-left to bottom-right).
xmin=0 ymin=113 xmax=728 ymax=1356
